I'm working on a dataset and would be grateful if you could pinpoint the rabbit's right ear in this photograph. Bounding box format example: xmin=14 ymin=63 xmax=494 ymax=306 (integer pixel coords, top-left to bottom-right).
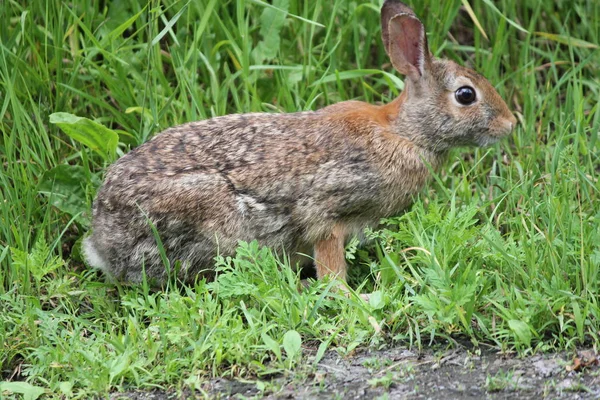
xmin=381 ymin=1 xmax=431 ymax=81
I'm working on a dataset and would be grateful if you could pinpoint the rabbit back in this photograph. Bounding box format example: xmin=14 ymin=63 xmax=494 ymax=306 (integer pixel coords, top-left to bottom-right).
xmin=84 ymin=110 xmax=403 ymax=283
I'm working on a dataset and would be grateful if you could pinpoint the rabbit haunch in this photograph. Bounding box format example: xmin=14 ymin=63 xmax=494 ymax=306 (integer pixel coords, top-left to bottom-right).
xmin=84 ymin=0 xmax=516 ymax=284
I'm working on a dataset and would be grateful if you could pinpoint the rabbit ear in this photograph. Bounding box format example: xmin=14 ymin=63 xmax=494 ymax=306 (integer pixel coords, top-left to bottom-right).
xmin=381 ymin=0 xmax=417 ymax=53
xmin=381 ymin=1 xmax=431 ymax=81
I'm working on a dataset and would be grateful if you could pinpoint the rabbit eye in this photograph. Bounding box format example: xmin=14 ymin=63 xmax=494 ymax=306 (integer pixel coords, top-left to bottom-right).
xmin=455 ymin=86 xmax=477 ymax=105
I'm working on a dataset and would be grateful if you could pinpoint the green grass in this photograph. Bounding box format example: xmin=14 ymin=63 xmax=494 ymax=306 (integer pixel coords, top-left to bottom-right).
xmin=1 ymin=0 xmax=599 ymax=397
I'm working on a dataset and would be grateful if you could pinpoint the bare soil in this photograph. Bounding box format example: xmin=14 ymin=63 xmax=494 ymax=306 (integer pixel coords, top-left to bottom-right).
xmin=112 ymin=346 xmax=600 ymax=399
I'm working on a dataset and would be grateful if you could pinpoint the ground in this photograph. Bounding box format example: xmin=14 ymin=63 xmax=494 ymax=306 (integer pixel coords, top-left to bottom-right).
xmin=112 ymin=345 xmax=600 ymax=399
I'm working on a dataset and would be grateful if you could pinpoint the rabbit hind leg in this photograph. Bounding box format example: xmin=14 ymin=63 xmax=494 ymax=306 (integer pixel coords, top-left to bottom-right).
xmin=313 ymin=224 xmax=347 ymax=281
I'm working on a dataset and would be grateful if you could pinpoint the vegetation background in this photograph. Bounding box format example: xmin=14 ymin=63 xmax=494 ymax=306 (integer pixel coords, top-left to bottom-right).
xmin=1 ymin=0 xmax=599 ymax=397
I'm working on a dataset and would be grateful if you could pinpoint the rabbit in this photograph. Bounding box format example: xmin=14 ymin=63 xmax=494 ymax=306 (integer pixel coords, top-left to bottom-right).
xmin=83 ymin=0 xmax=517 ymax=285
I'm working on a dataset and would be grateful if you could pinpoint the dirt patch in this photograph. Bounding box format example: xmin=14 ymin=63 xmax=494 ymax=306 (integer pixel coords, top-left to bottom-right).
xmin=112 ymin=346 xmax=600 ymax=399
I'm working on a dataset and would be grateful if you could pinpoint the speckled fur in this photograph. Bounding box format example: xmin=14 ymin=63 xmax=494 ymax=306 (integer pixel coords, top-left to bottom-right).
xmin=84 ymin=0 xmax=516 ymax=284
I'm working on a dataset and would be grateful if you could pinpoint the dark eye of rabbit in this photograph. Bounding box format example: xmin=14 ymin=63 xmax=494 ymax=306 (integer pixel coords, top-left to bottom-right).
xmin=455 ymin=86 xmax=477 ymax=105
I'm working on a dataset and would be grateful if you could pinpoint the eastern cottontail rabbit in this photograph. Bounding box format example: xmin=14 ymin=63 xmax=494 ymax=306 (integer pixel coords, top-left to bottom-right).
xmin=83 ymin=0 xmax=516 ymax=284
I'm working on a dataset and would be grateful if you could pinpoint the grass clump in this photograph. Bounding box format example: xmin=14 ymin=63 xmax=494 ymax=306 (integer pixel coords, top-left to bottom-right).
xmin=1 ymin=0 xmax=599 ymax=397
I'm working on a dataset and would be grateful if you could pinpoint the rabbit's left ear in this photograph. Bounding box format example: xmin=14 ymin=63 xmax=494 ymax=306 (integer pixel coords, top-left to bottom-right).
xmin=381 ymin=2 xmax=431 ymax=81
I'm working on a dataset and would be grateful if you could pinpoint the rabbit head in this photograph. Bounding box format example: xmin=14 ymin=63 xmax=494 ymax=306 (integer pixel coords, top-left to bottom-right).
xmin=381 ymin=0 xmax=517 ymax=153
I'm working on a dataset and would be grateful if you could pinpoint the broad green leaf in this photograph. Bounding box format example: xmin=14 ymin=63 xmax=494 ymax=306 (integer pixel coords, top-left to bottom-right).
xmin=39 ymin=164 xmax=100 ymax=226
xmin=0 ymin=382 xmax=45 ymax=400
xmin=282 ymin=330 xmax=302 ymax=361
xmin=108 ymin=353 xmax=130 ymax=383
xmin=58 ymin=382 xmax=74 ymax=396
xmin=369 ymin=290 xmax=385 ymax=310
xmin=252 ymin=0 xmax=289 ymax=64
xmin=508 ymin=319 xmax=532 ymax=347
xmin=50 ymin=112 xmax=118 ymax=161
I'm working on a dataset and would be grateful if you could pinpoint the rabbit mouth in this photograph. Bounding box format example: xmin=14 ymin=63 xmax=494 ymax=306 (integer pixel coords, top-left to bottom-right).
xmin=474 ymin=134 xmax=502 ymax=147
xmin=474 ymin=119 xmax=515 ymax=147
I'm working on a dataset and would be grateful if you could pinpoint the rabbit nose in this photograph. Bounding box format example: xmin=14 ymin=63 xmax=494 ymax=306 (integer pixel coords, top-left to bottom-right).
xmin=503 ymin=115 xmax=517 ymax=133
xmin=508 ymin=114 xmax=517 ymax=130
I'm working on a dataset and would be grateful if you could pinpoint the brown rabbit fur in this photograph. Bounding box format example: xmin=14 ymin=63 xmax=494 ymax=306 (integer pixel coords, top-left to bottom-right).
xmin=83 ymin=0 xmax=516 ymax=284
